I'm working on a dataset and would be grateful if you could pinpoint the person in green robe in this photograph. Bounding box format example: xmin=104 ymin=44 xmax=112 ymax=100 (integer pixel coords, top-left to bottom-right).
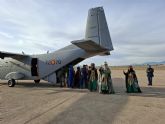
xmin=123 ymin=66 xmax=142 ymax=93
xmin=88 ymin=63 xmax=98 ymax=91
xmin=100 ymin=69 xmax=109 ymax=93
xmin=98 ymin=66 xmax=104 ymax=93
xmin=103 ymin=62 xmax=115 ymax=94
xmin=101 ymin=62 xmax=115 ymax=94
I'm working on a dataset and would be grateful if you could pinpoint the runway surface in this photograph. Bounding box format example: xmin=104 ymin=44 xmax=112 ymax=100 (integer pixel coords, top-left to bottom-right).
xmin=0 ymin=70 xmax=165 ymax=124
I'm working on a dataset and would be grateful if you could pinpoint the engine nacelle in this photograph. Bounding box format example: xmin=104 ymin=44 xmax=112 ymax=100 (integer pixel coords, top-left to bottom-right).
xmin=5 ymin=72 xmax=25 ymax=80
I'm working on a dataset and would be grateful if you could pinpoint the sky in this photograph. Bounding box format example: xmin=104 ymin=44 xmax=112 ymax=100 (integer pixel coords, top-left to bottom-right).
xmin=0 ymin=0 xmax=165 ymax=66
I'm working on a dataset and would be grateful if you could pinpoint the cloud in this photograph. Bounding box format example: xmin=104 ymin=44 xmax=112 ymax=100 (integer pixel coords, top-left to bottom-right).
xmin=0 ymin=31 xmax=14 ymax=38
xmin=0 ymin=0 xmax=165 ymax=65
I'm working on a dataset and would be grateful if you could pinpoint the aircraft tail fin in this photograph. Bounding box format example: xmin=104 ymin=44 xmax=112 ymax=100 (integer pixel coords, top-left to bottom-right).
xmin=85 ymin=7 xmax=114 ymax=51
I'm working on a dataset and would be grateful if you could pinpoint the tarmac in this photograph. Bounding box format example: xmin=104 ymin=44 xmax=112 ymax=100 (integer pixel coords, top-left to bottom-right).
xmin=0 ymin=69 xmax=165 ymax=124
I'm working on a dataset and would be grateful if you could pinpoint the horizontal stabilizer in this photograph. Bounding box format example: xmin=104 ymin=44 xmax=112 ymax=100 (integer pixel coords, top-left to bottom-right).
xmin=99 ymin=51 xmax=111 ymax=56
xmin=71 ymin=40 xmax=108 ymax=52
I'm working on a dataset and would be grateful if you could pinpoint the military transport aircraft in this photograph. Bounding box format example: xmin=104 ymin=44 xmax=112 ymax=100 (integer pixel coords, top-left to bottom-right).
xmin=0 ymin=7 xmax=113 ymax=87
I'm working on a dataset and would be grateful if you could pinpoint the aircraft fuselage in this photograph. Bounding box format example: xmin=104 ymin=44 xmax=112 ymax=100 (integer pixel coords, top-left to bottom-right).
xmin=0 ymin=45 xmax=94 ymax=83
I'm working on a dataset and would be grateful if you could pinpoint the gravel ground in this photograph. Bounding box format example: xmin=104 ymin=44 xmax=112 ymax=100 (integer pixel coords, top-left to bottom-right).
xmin=0 ymin=69 xmax=165 ymax=124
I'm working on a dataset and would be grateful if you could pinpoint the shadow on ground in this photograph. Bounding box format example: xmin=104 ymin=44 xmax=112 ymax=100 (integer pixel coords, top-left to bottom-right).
xmin=48 ymin=78 xmax=128 ymax=124
xmin=128 ymin=87 xmax=165 ymax=98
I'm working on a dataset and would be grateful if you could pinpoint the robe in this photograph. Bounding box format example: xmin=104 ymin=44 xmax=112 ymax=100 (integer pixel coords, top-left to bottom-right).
xmin=100 ymin=68 xmax=115 ymax=94
xmin=68 ymin=65 xmax=75 ymax=88
xmin=89 ymin=69 xmax=98 ymax=91
xmin=124 ymin=70 xmax=142 ymax=93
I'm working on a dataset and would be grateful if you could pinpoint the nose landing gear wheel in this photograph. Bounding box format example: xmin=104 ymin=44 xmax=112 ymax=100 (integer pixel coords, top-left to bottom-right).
xmin=8 ymin=79 xmax=16 ymax=87
xmin=34 ymin=80 xmax=40 ymax=84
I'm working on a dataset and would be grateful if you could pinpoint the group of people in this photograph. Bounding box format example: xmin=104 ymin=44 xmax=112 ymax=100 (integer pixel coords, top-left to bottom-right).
xmin=58 ymin=62 xmax=154 ymax=94
xmin=58 ymin=62 xmax=115 ymax=94
xmin=58 ymin=64 xmax=91 ymax=89
xmin=60 ymin=64 xmax=89 ymax=89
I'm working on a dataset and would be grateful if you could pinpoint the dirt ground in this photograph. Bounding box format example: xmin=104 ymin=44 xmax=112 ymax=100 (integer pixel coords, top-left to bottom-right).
xmin=0 ymin=68 xmax=165 ymax=124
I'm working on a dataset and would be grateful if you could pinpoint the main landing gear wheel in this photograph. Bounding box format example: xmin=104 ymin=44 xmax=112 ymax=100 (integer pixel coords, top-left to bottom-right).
xmin=34 ymin=80 xmax=40 ymax=84
xmin=8 ymin=79 xmax=16 ymax=87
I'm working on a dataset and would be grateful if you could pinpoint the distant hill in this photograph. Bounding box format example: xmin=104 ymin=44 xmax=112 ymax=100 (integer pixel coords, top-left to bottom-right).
xmin=142 ymin=61 xmax=165 ymax=65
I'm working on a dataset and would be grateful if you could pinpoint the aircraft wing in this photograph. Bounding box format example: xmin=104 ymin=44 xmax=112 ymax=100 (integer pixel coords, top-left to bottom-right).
xmin=0 ymin=51 xmax=29 ymax=59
